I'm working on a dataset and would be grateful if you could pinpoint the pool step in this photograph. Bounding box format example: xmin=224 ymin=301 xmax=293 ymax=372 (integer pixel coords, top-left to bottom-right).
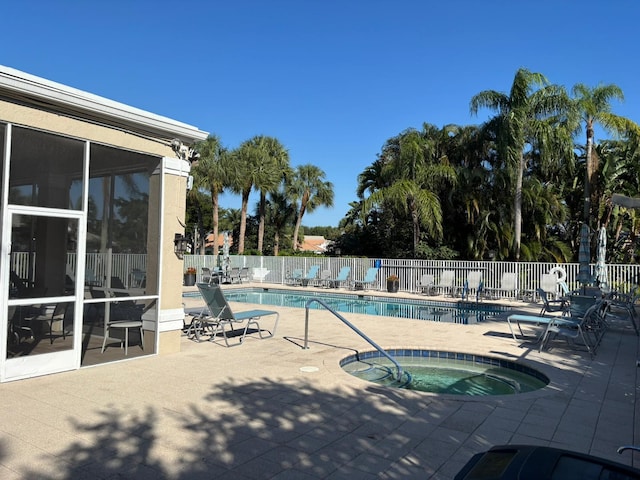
xmin=343 ymin=361 xmax=412 ymax=388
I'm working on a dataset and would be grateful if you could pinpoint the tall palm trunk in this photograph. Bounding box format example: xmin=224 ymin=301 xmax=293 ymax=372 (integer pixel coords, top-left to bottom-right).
xmin=257 ymin=192 xmax=266 ymax=253
xmin=211 ymin=193 xmax=220 ymax=257
xmin=238 ymin=190 xmax=250 ymax=254
xmin=513 ymin=153 xmax=525 ymax=261
xmin=583 ymin=123 xmax=595 ymax=223
xmin=273 ymin=231 xmax=280 ymax=256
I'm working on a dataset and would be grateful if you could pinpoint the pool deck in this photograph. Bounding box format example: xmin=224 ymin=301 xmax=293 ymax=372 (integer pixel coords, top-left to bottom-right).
xmin=1 ymin=283 xmax=638 ymax=479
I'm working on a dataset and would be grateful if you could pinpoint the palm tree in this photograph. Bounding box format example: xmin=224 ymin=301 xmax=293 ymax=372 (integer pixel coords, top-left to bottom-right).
xmin=227 ymin=139 xmax=263 ymax=254
xmin=570 ymin=83 xmax=637 ymax=226
xmin=470 ymin=68 xmax=571 ymax=260
xmin=265 ymin=190 xmax=296 ymax=255
xmin=191 ymin=135 xmax=229 ymax=257
xmin=249 ymin=136 xmax=291 ymax=254
xmin=288 ymin=165 xmax=334 ymax=251
xmin=361 ymin=126 xmax=457 ymax=256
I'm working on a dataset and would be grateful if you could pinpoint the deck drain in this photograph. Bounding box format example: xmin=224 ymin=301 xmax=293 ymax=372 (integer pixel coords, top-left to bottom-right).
xmin=300 ymin=366 xmax=319 ymax=373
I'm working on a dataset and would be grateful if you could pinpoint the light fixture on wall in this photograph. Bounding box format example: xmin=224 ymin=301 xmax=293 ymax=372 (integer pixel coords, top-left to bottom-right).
xmin=170 ymin=138 xmax=200 ymax=165
xmin=174 ymin=233 xmax=190 ymax=258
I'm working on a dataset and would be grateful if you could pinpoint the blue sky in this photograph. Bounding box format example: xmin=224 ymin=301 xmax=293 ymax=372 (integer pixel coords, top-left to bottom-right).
xmin=4 ymin=1 xmax=639 ymax=227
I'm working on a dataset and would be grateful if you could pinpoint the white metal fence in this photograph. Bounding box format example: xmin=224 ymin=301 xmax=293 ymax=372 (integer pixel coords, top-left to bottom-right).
xmin=11 ymin=251 xmax=637 ymax=298
xmin=184 ymin=255 xmax=640 ymax=297
xmin=11 ymin=252 xmax=147 ymax=289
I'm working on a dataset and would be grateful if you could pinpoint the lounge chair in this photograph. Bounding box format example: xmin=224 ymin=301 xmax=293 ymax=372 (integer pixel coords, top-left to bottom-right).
xmin=540 ymin=273 xmax=559 ymax=299
xmin=314 ymin=269 xmax=331 ymax=287
xmin=537 ymin=288 xmax=569 ymax=316
xmin=201 ymin=267 xmax=214 ymax=284
xmin=352 ymin=267 xmax=379 ymax=290
xmin=228 ymin=267 xmax=241 ymax=284
xmin=417 ymin=274 xmax=435 ymax=295
xmin=540 ymin=302 xmax=608 ymax=357
xmin=325 ymin=266 xmax=350 ymax=288
xmin=484 ymin=272 xmax=518 ymax=299
xmin=300 ymin=265 xmax=320 ymax=286
xmin=435 ymin=270 xmax=455 ymax=296
xmin=196 ymin=283 xmax=279 ymax=347
xmin=567 ymin=293 xmax=598 ymax=318
xmin=285 ymin=269 xmax=303 ymax=285
xmin=239 ymin=267 xmax=250 ymax=283
xmin=603 ymin=290 xmax=639 ymax=335
xmin=461 ymin=271 xmax=483 ymax=301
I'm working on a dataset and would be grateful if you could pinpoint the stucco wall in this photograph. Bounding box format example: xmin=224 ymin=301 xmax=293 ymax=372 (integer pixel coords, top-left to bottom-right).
xmin=2 ymin=99 xmax=190 ymax=354
xmin=0 ymin=99 xmax=173 ymax=157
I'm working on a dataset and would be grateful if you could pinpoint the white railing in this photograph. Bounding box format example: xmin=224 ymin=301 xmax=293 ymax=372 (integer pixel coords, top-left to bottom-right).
xmin=12 ymin=251 xmax=636 ymax=297
xmin=184 ymin=255 xmax=640 ymax=296
xmin=11 ymin=252 xmax=147 ymax=289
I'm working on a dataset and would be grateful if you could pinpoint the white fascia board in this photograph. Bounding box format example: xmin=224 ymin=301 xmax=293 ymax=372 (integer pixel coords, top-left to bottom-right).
xmin=0 ymin=65 xmax=209 ymax=143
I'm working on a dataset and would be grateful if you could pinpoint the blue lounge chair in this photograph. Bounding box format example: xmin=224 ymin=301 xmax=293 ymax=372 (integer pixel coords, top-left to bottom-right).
xmin=285 ymin=269 xmax=303 ymax=285
xmin=325 ymin=266 xmax=351 ymax=288
xmin=352 ymin=267 xmax=379 ymax=290
xmin=300 ymin=265 xmax=320 ymax=286
xmin=195 ymin=283 xmax=279 ymax=347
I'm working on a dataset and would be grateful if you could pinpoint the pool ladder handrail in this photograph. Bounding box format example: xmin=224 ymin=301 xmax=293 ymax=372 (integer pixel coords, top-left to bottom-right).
xmin=303 ymin=298 xmax=405 ymax=382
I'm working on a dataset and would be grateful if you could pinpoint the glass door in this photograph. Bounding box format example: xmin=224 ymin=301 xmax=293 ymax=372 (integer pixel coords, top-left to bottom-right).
xmin=3 ymin=209 xmax=82 ymax=380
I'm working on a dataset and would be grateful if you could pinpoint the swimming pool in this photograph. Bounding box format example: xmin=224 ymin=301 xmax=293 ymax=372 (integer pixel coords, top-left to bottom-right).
xmin=184 ymin=287 xmax=510 ymax=323
xmin=341 ymin=349 xmax=549 ymax=395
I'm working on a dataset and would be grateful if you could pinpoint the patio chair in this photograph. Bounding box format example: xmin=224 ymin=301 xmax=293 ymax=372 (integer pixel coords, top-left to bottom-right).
xmin=417 ymin=274 xmax=435 ymax=295
xmin=603 ymin=290 xmax=639 ymax=335
xmin=314 ymin=269 xmax=331 ymax=287
xmin=228 ymin=267 xmax=241 ymax=284
xmin=540 ymin=302 xmax=608 ymax=357
xmin=352 ymin=267 xmax=379 ymax=290
xmin=196 ymin=283 xmax=279 ymax=347
xmin=324 ymin=266 xmax=350 ymax=288
xmin=461 ymin=271 xmax=483 ymax=301
xmin=435 ymin=270 xmax=455 ymax=296
xmin=300 ymin=265 xmax=320 ymax=286
xmin=285 ymin=269 xmax=303 ymax=285
xmin=239 ymin=267 xmax=250 ymax=283
xmin=25 ymin=302 xmax=70 ymax=344
xmin=567 ymin=293 xmax=598 ymax=318
xmin=537 ymin=288 xmax=569 ymax=316
xmin=484 ymin=272 xmax=517 ymax=299
xmin=201 ymin=267 xmax=213 ymax=284
xmin=540 ymin=273 xmax=559 ymax=299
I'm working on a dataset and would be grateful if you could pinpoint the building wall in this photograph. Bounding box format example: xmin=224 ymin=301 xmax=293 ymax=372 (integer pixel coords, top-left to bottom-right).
xmin=0 ymin=99 xmax=171 ymax=156
xmin=1 ymin=99 xmax=189 ymax=355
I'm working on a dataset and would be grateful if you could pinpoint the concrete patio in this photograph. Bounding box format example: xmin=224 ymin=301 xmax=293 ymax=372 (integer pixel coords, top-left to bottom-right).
xmin=0 ymin=284 xmax=638 ymax=479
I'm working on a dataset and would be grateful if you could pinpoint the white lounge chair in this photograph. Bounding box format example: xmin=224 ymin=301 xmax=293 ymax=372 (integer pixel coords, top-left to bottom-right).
xmin=435 ymin=270 xmax=455 ymax=296
xmin=484 ymin=272 xmax=518 ymax=299
xmin=417 ymin=274 xmax=435 ymax=295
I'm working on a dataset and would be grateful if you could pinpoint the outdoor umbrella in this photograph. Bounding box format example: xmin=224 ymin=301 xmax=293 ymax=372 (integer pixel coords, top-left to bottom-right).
xmin=577 ymin=223 xmax=592 ymax=287
xmin=222 ymin=231 xmax=231 ymax=277
xmin=594 ymin=226 xmax=608 ymax=289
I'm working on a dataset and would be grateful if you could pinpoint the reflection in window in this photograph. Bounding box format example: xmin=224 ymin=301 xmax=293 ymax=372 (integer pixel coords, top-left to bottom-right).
xmin=82 ymin=144 xmax=160 ymax=366
xmin=9 ymin=127 xmax=84 ymax=209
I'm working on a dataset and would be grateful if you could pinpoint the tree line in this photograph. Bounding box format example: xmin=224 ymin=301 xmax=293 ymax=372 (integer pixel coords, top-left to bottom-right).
xmin=189 ymin=68 xmax=640 ymax=263
xmin=187 ymin=135 xmax=334 ymax=256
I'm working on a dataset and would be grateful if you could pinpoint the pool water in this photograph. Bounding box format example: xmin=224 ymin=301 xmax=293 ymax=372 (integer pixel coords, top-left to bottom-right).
xmin=341 ymin=350 xmax=549 ymax=395
xmin=185 ymin=287 xmax=510 ymax=324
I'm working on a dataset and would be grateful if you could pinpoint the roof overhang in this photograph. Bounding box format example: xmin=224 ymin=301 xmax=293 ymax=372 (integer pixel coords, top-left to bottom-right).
xmin=0 ymin=65 xmax=209 ymax=144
